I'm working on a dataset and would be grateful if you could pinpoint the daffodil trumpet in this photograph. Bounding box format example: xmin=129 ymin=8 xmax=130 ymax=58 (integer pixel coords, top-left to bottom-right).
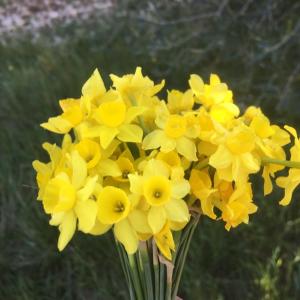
xmin=33 ymin=67 xmax=297 ymax=299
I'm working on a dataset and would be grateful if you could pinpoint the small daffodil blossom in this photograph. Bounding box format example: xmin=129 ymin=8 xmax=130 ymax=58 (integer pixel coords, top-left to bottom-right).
xmin=215 ymin=183 xmax=257 ymax=230
xmin=32 ymin=134 xmax=73 ymax=200
xmin=143 ymin=102 xmax=197 ymax=161
xmin=41 ymin=98 xmax=83 ymax=134
xmin=276 ymin=126 xmax=300 ymax=206
xmin=154 ymin=223 xmax=175 ymax=260
xmin=110 ymin=66 xmax=165 ymax=104
xmin=97 ymin=186 xmax=152 ymax=254
xmin=41 ymin=69 xmax=106 ymax=134
xmin=129 ymin=159 xmax=190 ymax=234
xmin=166 ymin=89 xmax=194 ymax=114
xmin=42 ymin=151 xmax=105 ymax=251
xmin=189 ymin=74 xmax=239 ymax=123
xmin=209 ymin=124 xmax=260 ymax=183
xmin=189 ymin=169 xmax=217 ymax=219
xmin=90 ymin=98 xmax=146 ymax=149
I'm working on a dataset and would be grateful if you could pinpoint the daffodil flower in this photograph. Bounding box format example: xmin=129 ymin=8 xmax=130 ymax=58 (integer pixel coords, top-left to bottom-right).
xmin=142 ymin=102 xmax=197 ymax=161
xmin=129 ymin=159 xmax=190 ymax=234
xmin=209 ymin=124 xmax=260 ymax=183
xmin=276 ymin=126 xmax=300 ymax=205
xmin=43 ymin=151 xmax=107 ymax=251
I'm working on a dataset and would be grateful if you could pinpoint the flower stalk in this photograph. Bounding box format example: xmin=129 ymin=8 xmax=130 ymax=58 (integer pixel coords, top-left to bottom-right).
xmin=116 ymin=215 xmax=200 ymax=300
xmin=262 ymin=157 xmax=300 ymax=169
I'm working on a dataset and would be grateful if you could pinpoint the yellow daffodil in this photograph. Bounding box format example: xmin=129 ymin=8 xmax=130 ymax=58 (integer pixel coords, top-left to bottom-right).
xmin=189 ymin=74 xmax=239 ymax=123
xmin=167 ymin=89 xmax=194 ymax=114
xmin=110 ymin=67 xmax=164 ymax=104
xmin=142 ymin=102 xmax=197 ymax=161
xmin=129 ymin=159 xmax=190 ymax=234
xmin=83 ymin=98 xmax=146 ymax=149
xmin=154 ymin=223 xmax=175 ymax=260
xmin=209 ymin=124 xmax=260 ymax=183
xmin=216 ymin=183 xmax=257 ymax=230
xmin=276 ymin=126 xmax=300 ymax=205
xmin=43 ymin=151 xmax=106 ymax=251
xmin=189 ymin=169 xmax=217 ymax=219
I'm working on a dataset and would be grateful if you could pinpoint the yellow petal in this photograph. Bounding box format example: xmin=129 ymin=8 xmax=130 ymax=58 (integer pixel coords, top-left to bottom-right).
xmin=160 ymin=137 xmax=177 ymax=153
xmin=75 ymin=199 xmax=98 ymax=233
xmin=49 ymin=212 xmax=64 ymax=226
xmin=164 ymin=198 xmax=190 ymax=223
xmin=210 ymin=74 xmax=221 ymax=85
xmin=148 ymin=206 xmax=166 ymax=234
xmin=128 ymin=209 xmax=152 ymax=234
xmin=99 ymin=126 xmax=119 ymax=149
xmin=71 ymin=151 xmax=87 ymax=189
xmin=128 ymin=174 xmax=144 ymax=195
xmin=171 ymin=179 xmax=190 ymax=199
xmin=57 ymin=211 xmax=76 ymax=251
xmin=77 ymin=176 xmax=98 ymax=202
xmin=125 ymin=106 xmax=148 ymax=124
xmin=189 ymin=74 xmax=204 ymax=99
xmin=97 ymin=159 xmax=122 ymax=177
xmin=89 ymin=219 xmax=111 ymax=235
xmin=118 ymin=124 xmax=143 ymax=143
xmin=209 ymin=145 xmax=232 ymax=169
xmin=41 ymin=117 xmax=72 ymax=134
xmin=142 ymin=129 xmax=164 ymax=150
xmin=176 ymin=136 xmax=197 ymax=161
xmin=143 ymin=159 xmax=170 ymax=178
xmin=82 ymin=68 xmax=106 ymax=101
xmin=114 ymin=219 xmax=138 ymax=254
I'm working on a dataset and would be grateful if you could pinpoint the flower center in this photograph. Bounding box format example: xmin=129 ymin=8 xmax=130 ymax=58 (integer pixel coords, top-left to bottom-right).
xmin=114 ymin=201 xmax=125 ymax=212
xmin=97 ymin=186 xmax=130 ymax=224
xmin=144 ymin=176 xmax=171 ymax=206
xmin=154 ymin=190 xmax=161 ymax=198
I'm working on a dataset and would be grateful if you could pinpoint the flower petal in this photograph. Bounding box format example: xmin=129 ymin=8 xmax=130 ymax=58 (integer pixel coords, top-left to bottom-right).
xmin=171 ymin=179 xmax=190 ymax=199
xmin=142 ymin=130 xmax=164 ymax=150
xmin=57 ymin=211 xmax=76 ymax=251
xmin=82 ymin=68 xmax=106 ymax=100
xmin=176 ymin=137 xmax=197 ymax=161
xmin=71 ymin=151 xmax=87 ymax=189
xmin=99 ymin=126 xmax=119 ymax=149
xmin=114 ymin=219 xmax=138 ymax=254
xmin=128 ymin=209 xmax=152 ymax=234
xmin=118 ymin=124 xmax=143 ymax=143
xmin=164 ymin=198 xmax=190 ymax=223
xmin=75 ymin=199 xmax=98 ymax=233
xmin=148 ymin=206 xmax=166 ymax=234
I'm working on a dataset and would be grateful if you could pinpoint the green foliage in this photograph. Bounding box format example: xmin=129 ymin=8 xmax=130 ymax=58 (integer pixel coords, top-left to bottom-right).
xmin=0 ymin=0 xmax=300 ymax=299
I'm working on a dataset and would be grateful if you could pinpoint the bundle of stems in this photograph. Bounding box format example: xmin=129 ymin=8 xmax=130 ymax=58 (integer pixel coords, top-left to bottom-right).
xmin=116 ymin=214 xmax=200 ymax=300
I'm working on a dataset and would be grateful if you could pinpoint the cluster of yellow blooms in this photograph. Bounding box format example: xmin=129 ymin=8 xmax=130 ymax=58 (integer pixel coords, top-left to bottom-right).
xmin=33 ymin=67 xmax=299 ymax=260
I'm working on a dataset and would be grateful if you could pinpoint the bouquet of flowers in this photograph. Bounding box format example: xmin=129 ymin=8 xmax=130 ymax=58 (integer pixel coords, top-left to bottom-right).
xmin=33 ymin=67 xmax=298 ymax=299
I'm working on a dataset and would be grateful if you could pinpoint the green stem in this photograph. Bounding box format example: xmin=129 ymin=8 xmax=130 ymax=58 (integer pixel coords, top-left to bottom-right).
xmin=115 ymin=241 xmax=135 ymax=299
xmin=262 ymin=157 xmax=300 ymax=169
xmin=166 ymin=280 xmax=172 ymax=300
xmin=139 ymin=242 xmax=154 ymax=300
xmin=195 ymin=157 xmax=209 ymax=170
xmin=129 ymin=254 xmax=144 ymax=300
xmin=152 ymin=241 xmax=160 ymax=300
xmin=172 ymin=215 xmax=200 ymax=300
xmin=159 ymin=262 xmax=165 ymax=300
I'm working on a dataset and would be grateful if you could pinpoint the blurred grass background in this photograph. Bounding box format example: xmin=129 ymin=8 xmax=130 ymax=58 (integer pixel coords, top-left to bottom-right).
xmin=0 ymin=0 xmax=300 ymax=299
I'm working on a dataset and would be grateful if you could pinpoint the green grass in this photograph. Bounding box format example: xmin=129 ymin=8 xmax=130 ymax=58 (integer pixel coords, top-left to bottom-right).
xmin=1 ymin=1 xmax=300 ymax=299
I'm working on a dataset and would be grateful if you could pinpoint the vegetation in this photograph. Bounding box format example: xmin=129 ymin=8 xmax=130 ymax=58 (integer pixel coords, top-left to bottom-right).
xmin=0 ymin=0 xmax=299 ymax=299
